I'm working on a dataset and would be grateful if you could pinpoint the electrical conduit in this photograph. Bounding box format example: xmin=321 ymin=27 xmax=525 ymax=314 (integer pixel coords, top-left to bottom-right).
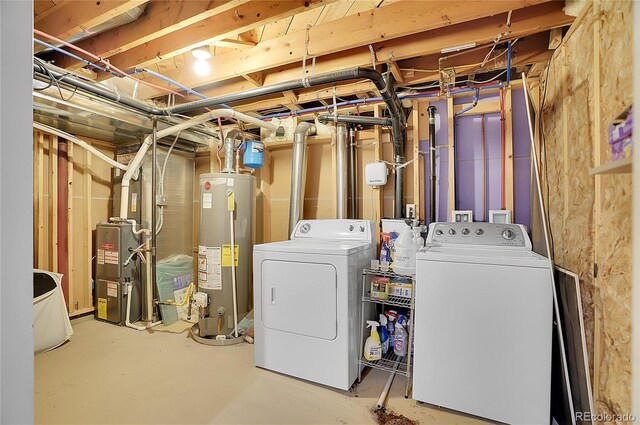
xmin=336 ymin=123 xmax=348 ymax=219
xmin=289 ymin=122 xmax=316 ymax=235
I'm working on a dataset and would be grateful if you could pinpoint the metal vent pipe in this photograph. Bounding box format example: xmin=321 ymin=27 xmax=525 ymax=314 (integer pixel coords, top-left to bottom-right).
xmin=222 ymin=130 xmax=242 ymax=173
xmin=348 ymin=126 xmax=357 ymax=219
xmin=427 ymin=106 xmax=437 ymax=224
xmin=289 ymin=122 xmax=316 ymax=236
xmin=336 ymin=123 xmax=348 ymax=219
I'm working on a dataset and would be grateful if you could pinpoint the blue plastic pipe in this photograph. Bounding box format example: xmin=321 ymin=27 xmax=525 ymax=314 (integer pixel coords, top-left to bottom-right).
xmin=34 ymin=38 xmax=117 ymax=77
xmin=506 ymin=41 xmax=512 ymax=86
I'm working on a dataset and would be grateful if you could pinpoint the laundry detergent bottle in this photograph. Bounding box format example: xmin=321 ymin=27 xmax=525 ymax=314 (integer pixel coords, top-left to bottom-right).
xmin=379 ymin=314 xmax=389 ymax=355
xmin=393 ymin=226 xmax=417 ymax=275
xmin=393 ymin=321 xmax=408 ymax=356
xmin=364 ymin=321 xmax=382 ymax=361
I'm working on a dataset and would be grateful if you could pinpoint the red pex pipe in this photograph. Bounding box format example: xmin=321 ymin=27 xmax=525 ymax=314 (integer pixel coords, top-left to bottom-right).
xmin=33 ymin=29 xmax=185 ymax=98
xmin=57 ymin=140 xmax=70 ymax=309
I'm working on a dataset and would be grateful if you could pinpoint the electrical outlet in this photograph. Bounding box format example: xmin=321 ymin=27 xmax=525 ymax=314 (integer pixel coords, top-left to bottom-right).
xmin=406 ymin=204 xmax=416 ymax=219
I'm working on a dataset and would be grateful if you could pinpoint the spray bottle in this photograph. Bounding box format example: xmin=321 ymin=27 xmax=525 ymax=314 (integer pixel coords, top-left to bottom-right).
xmin=385 ymin=310 xmax=398 ymax=348
xmin=393 ymin=320 xmax=408 ymax=356
xmin=364 ymin=320 xmax=382 ymax=361
xmin=379 ymin=314 xmax=389 ymax=355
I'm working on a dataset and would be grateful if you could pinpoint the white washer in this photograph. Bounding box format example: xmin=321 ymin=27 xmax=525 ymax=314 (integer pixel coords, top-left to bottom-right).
xmin=253 ymin=219 xmax=375 ymax=390
xmin=413 ymin=222 xmax=553 ymax=424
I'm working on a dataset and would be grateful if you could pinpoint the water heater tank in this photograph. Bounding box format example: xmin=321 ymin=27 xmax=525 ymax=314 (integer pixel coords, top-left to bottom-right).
xmin=198 ymin=173 xmax=255 ymax=330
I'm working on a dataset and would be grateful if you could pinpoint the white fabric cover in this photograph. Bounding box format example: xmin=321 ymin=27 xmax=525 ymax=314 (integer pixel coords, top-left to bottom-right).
xmin=33 ymin=269 xmax=74 ymax=354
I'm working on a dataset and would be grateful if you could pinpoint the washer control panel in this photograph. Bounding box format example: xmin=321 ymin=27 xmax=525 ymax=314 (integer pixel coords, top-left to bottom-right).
xmin=292 ymin=219 xmax=374 ymax=242
xmin=426 ymin=222 xmax=530 ymax=248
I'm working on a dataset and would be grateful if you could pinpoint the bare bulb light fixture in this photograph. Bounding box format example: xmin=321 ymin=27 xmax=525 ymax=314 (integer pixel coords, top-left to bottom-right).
xmin=192 ymin=47 xmax=212 ymax=76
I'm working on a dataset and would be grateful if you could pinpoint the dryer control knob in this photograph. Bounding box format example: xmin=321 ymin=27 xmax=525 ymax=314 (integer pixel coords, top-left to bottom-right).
xmin=300 ymin=223 xmax=311 ymax=234
xmin=435 ymin=229 xmax=443 ymax=236
xmin=360 ymin=226 xmax=365 ymax=232
xmin=462 ymin=228 xmax=470 ymax=235
xmin=502 ymin=228 xmax=516 ymax=240
xmin=475 ymin=228 xmax=484 ymax=235
xmin=349 ymin=225 xmax=355 ymax=231
xmin=448 ymin=228 xmax=456 ymax=235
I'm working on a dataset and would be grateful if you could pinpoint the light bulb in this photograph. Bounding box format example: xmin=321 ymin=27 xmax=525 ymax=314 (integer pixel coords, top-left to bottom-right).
xmin=193 ymin=59 xmax=210 ymax=76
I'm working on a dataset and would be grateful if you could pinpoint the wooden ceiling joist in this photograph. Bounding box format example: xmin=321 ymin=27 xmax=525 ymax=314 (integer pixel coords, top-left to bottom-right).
xmin=47 ymin=0 xmax=247 ymax=70
xmin=98 ymin=0 xmax=335 ymax=75
xmin=134 ymin=1 xmax=572 ymax=101
xmin=34 ymin=0 xmax=147 ymax=53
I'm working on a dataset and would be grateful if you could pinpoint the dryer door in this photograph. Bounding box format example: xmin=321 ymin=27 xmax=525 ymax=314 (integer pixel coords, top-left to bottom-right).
xmin=261 ymin=260 xmax=337 ymax=340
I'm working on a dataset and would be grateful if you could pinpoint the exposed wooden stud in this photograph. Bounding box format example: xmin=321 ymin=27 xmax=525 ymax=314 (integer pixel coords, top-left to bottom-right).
xmin=84 ymin=144 xmax=93 ymax=310
xmin=49 ymin=135 xmax=58 ymax=272
xmin=412 ymin=101 xmax=428 ymax=221
xmin=447 ymin=97 xmax=455 ymax=217
xmin=548 ymin=27 xmax=563 ymax=49
xmin=34 ymin=131 xmax=45 ymax=268
xmin=241 ymin=72 xmax=266 ymax=87
xmin=388 ymin=61 xmax=404 ymax=84
xmin=34 ymin=0 xmax=147 ymax=53
xmin=504 ymin=86 xmax=514 ymax=213
xmin=67 ymin=142 xmax=74 ymax=314
xmin=282 ymin=90 xmax=302 ymax=112
xmin=528 ymin=62 xmax=547 ymax=78
xmin=136 ymin=1 xmax=569 ymax=99
xmin=453 ymin=100 xmax=500 ymax=116
xmin=373 ymin=105 xmax=384 ymax=240
xmin=101 ymin=0 xmax=334 ymax=73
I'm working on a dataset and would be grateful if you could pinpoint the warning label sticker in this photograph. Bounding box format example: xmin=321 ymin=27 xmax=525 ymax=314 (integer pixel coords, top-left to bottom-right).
xmin=222 ymin=244 xmax=239 ymax=267
xmin=104 ymin=250 xmax=119 ymax=265
xmin=198 ymin=246 xmax=221 ymax=290
xmin=97 ymin=249 xmax=105 ymax=265
xmin=97 ymin=298 xmax=107 ymax=320
xmin=107 ymin=282 xmax=118 ymax=298
xmin=202 ymin=193 xmax=213 ymax=209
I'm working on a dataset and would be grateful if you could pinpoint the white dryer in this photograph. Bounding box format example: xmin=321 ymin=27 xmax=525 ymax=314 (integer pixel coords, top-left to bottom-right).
xmin=253 ymin=219 xmax=375 ymax=390
xmin=413 ymin=222 xmax=553 ymax=424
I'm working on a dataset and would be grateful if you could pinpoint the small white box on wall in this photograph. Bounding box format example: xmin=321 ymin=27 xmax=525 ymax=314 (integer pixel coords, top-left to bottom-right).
xmin=451 ymin=210 xmax=473 ymax=223
xmin=365 ymin=162 xmax=388 ymax=186
xmin=489 ymin=210 xmax=512 ymax=224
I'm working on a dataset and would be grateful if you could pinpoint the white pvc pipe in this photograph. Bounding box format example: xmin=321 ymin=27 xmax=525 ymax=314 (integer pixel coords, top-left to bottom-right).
xmin=33 ymin=122 xmax=128 ymax=171
xmin=376 ymin=363 xmax=399 ymax=409
xmin=125 ymin=281 xmax=146 ymax=331
xmin=229 ymin=195 xmax=239 ymax=338
xmin=119 ymin=109 xmax=278 ymax=219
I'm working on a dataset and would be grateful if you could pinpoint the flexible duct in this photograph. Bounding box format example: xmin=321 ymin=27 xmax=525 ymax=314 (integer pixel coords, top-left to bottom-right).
xmin=289 ymin=122 xmax=316 ymax=235
xmin=336 ymin=123 xmax=348 ymax=219
xmin=427 ymin=106 xmax=437 ymax=224
xmin=222 ymin=130 xmax=243 ymax=173
xmin=348 ymin=126 xmax=357 ymax=219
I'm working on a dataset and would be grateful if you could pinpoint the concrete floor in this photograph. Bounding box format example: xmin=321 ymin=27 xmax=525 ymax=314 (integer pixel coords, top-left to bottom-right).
xmin=35 ymin=316 xmax=490 ymax=425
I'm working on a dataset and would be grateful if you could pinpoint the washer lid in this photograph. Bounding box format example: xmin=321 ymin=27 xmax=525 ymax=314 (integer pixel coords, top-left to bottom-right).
xmin=416 ymin=246 xmax=550 ymax=268
xmin=254 ymin=239 xmax=374 ymax=256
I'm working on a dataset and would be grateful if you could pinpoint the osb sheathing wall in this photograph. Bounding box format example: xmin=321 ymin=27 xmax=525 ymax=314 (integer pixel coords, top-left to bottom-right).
xmin=540 ymin=0 xmax=633 ymax=417
xmin=33 ymin=130 xmax=116 ymax=316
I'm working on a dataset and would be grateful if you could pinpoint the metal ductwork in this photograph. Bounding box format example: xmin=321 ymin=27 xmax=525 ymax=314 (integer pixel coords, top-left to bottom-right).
xmin=336 ymin=123 xmax=348 ymax=219
xmin=33 ymin=61 xmax=407 ymax=217
xmin=222 ymin=130 xmax=243 ymax=173
xmin=289 ymin=122 xmax=316 ymax=236
xmin=427 ymin=106 xmax=437 ymax=224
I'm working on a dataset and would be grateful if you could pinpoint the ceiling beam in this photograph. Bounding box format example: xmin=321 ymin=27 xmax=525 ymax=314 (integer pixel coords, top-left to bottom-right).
xmin=241 ymin=72 xmax=266 ymax=87
xmin=135 ymin=1 xmax=571 ymax=100
xmin=398 ymin=32 xmax=554 ymax=86
xmin=46 ymin=0 xmax=246 ymax=69
xmin=100 ymin=0 xmax=335 ymax=75
xmin=548 ymin=27 xmax=563 ymax=49
xmin=34 ymin=0 xmax=147 ymax=53
xmin=213 ymin=38 xmax=257 ymax=49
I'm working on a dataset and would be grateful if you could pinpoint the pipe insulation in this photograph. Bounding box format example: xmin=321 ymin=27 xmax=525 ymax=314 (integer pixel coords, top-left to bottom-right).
xmin=289 ymin=122 xmax=316 ymax=235
xmin=427 ymin=106 xmax=437 ymax=224
xmin=336 ymin=123 xmax=348 ymax=219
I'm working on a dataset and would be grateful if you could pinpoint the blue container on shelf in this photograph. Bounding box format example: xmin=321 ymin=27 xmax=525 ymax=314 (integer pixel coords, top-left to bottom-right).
xmin=243 ymin=140 xmax=265 ymax=168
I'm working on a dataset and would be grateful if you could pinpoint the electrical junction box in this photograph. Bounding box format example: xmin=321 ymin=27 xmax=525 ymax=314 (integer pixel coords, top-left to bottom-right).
xmin=365 ymin=161 xmax=388 ymax=186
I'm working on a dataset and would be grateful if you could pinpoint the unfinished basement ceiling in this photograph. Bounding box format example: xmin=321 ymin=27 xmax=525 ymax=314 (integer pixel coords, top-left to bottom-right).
xmin=33 ymin=0 xmax=575 ymax=116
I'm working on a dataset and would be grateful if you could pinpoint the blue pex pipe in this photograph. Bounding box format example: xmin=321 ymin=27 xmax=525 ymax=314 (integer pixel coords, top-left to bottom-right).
xmin=506 ymin=41 xmax=512 ymax=86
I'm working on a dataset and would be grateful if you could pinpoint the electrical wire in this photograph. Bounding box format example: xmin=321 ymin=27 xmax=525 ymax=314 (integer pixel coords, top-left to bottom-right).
xmin=33 ymin=57 xmax=78 ymax=101
xmin=468 ymin=69 xmax=509 ymax=84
